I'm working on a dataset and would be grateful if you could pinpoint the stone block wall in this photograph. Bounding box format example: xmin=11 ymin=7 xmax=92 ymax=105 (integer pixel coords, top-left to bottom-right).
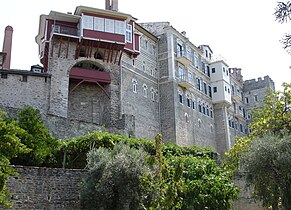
xmin=0 ymin=70 xmax=50 ymax=114
xmin=2 ymin=166 xmax=87 ymax=210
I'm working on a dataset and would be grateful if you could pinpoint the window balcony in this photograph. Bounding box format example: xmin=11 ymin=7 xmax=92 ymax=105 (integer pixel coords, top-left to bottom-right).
xmin=232 ymin=94 xmax=241 ymax=101
xmin=51 ymin=25 xmax=79 ymax=37
xmin=178 ymin=77 xmax=193 ymax=89
xmin=176 ymin=50 xmax=192 ymax=66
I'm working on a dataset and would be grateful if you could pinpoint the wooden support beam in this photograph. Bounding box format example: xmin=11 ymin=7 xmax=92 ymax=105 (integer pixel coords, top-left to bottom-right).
xmin=89 ymin=41 xmax=94 ymax=58
xmin=109 ymin=44 xmax=115 ymax=63
xmin=95 ymin=81 xmax=110 ymax=99
xmin=69 ymin=80 xmax=85 ymax=94
xmin=118 ymin=48 xmax=124 ymax=65
xmin=114 ymin=48 xmax=119 ymax=64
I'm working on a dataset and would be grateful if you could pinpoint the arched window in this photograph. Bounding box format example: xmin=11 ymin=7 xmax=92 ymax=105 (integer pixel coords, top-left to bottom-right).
xmin=132 ymin=79 xmax=137 ymax=93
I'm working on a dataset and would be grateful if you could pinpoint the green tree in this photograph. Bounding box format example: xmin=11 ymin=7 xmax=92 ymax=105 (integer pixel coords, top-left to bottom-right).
xmin=0 ymin=109 xmax=30 ymax=208
xmin=225 ymin=83 xmax=291 ymax=172
xmin=11 ymin=106 xmax=59 ymax=166
xmin=80 ymin=142 xmax=152 ymax=210
xmin=241 ymin=133 xmax=291 ymax=210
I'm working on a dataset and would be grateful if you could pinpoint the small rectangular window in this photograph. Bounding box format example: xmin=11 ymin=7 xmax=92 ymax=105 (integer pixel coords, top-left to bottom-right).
xmin=254 ymin=95 xmax=258 ymax=102
xmin=179 ymin=94 xmax=183 ymax=104
xmin=212 ymin=68 xmax=215 ymax=73
xmin=126 ymin=24 xmax=132 ymax=43
xmin=245 ymin=97 xmax=249 ymax=103
xmin=213 ymin=87 xmax=217 ymax=93
xmin=203 ymin=83 xmax=207 ymax=95
xmin=208 ymin=86 xmax=212 ymax=98
xmin=187 ymin=98 xmax=191 ymax=107
xmin=198 ymin=104 xmax=202 ymax=112
xmin=192 ymin=101 xmax=195 ymax=109
xmin=22 ymin=75 xmax=27 ymax=82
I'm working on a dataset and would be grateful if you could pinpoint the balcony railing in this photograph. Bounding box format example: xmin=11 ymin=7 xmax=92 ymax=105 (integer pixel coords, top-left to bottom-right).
xmin=176 ymin=50 xmax=192 ymax=66
xmin=178 ymin=75 xmax=194 ymax=89
xmin=51 ymin=25 xmax=79 ymax=37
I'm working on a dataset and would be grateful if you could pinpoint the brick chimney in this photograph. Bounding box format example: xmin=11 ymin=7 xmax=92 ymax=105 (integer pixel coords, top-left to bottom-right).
xmin=2 ymin=26 xmax=13 ymax=69
xmin=105 ymin=0 xmax=118 ymax=11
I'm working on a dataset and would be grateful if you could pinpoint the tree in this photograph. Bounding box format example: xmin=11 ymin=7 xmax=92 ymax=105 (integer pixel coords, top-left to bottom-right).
xmin=80 ymin=142 xmax=152 ymax=210
xmin=225 ymin=83 xmax=291 ymax=172
xmin=224 ymin=83 xmax=291 ymax=209
xmin=11 ymin=106 xmax=59 ymax=166
xmin=0 ymin=109 xmax=30 ymax=208
xmin=241 ymin=133 xmax=291 ymax=210
xmin=275 ymin=1 xmax=291 ymax=51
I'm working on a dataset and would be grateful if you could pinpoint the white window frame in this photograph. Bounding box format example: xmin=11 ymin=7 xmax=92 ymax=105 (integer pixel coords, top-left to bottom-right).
xmin=82 ymin=15 xmax=93 ymax=30
xmin=94 ymin=17 xmax=105 ymax=31
xmin=126 ymin=24 xmax=132 ymax=43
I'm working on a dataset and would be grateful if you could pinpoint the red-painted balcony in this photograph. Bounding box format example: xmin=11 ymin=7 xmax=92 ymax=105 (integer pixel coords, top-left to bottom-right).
xmin=70 ymin=67 xmax=111 ymax=84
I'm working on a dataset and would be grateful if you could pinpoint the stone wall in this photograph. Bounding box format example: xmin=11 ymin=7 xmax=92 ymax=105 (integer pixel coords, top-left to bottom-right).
xmin=0 ymin=70 xmax=50 ymax=115
xmin=2 ymin=166 xmax=87 ymax=210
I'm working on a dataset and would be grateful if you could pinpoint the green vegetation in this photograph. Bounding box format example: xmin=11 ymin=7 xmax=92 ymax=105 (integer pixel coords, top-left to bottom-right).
xmin=82 ymin=134 xmax=239 ymax=210
xmin=0 ymin=110 xmax=30 ymax=208
xmin=0 ymin=106 xmax=237 ymax=209
xmin=224 ymin=83 xmax=291 ymax=210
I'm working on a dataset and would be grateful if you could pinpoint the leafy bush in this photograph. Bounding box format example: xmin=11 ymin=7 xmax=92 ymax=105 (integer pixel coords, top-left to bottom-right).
xmin=81 ymin=143 xmax=153 ymax=210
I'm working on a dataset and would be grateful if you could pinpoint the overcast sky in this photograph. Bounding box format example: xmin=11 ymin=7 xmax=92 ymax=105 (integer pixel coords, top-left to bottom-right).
xmin=0 ymin=0 xmax=290 ymax=90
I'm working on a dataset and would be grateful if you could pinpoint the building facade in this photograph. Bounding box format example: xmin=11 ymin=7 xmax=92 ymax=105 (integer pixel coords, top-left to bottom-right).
xmin=0 ymin=1 xmax=275 ymax=155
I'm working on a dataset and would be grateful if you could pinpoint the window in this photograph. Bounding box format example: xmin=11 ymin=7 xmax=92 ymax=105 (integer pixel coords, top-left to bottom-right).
xmin=198 ymin=104 xmax=202 ymax=112
xmin=212 ymin=68 xmax=215 ymax=73
xmin=245 ymin=97 xmax=249 ymax=103
xmin=210 ymin=110 xmax=213 ymax=118
xmin=179 ymin=93 xmax=183 ymax=104
xmin=206 ymin=107 xmax=209 ymax=116
xmin=179 ymin=66 xmax=185 ymax=80
xmin=225 ymin=86 xmax=227 ymax=91
xmin=213 ymin=87 xmax=217 ymax=93
xmin=192 ymin=101 xmax=195 ymax=109
xmin=1 ymin=73 xmax=7 ymax=79
xmin=188 ymin=72 xmax=193 ymax=83
xmin=82 ymin=15 xmax=93 ymax=30
xmin=198 ymin=119 xmax=201 ymax=128
xmin=223 ymin=67 xmax=225 ymax=72
xmin=203 ymin=82 xmax=207 ymax=95
xmin=153 ymin=69 xmax=157 ymax=78
xmin=94 ymin=17 xmax=105 ymax=31
xmin=177 ymin=43 xmax=183 ymax=56
xmin=254 ymin=95 xmax=258 ymax=102
xmin=203 ymin=106 xmax=206 ymax=114
xmin=143 ymin=84 xmax=147 ymax=97
xmin=187 ymin=98 xmax=191 ymax=107
xmin=240 ymin=124 xmax=243 ymax=132
xmin=22 ymin=75 xmax=27 ymax=82
xmin=207 ymin=86 xmax=211 ymax=98
xmin=132 ymin=79 xmax=137 ymax=93
xmin=228 ymin=88 xmax=230 ymax=94
xmin=231 ymin=121 xmax=234 ymax=128
xmin=229 ymin=120 xmax=232 ymax=127
xmin=114 ymin=20 xmax=125 ymax=35
xmin=196 ymin=78 xmax=201 ymax=90
xmin=207 ymin=66 xmax=210 ymax=77
xmin=126 ymin=24 xmax=132 ymax=43
xmin=151 ymin=88 xmax=155 ymax=101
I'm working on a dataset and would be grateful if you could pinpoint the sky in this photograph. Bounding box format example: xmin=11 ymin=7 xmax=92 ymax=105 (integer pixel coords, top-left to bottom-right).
xmin=0 ymin=0 xmax=290 ymax=90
